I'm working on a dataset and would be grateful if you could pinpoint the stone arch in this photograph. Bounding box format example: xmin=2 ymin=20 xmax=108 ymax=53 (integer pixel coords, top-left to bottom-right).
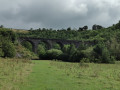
xmin=20 ymin=39 xmax=36 ymax=53
xmin=39 ymin=40 xmax=52 ymax=50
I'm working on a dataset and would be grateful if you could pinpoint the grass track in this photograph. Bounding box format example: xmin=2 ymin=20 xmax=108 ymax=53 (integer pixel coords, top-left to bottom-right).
xmin=21 ymin=60 xmax=120 ymax=90
xmin=22 ymin=60 xmax=81 ymax=90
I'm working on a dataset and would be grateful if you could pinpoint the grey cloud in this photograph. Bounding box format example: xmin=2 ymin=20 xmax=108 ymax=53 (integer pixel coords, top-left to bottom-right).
xmin=0 ymin=0 xmax=120 ymax=29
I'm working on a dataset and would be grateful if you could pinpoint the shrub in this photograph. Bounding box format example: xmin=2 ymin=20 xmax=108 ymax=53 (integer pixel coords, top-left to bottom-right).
xmin=71 ymin=50 xmax=85 ymax=62
xmin=81 ymin=58 xmax=90 ymax=63
xmin=62 ymin=45 xmax=70 ymax=53
xmin=22 ymin=41 xmax=32 ymax=51
xmin=46 ymin=49 xmax=63 ymax=60
xmin=82 ymin=46 xmax=93 ymax=62
xmin=59 ymin=53 xmax=69 ymax=61
xmin=37 ymin=45 xmax=46 ymax=59
xmin=52 ymin=43 xmax=61 ymax=50
xmin=2 ymin=41 xmax=16 ymax=58
xmin=61 ymin=44 xmax=77 ymax=62
xmin=92 ymin=43 xmax=115 ymax=63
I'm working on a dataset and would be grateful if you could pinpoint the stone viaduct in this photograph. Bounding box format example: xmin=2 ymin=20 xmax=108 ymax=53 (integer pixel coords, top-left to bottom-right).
xmin=19 ymin=37 xmax=95 ymax=53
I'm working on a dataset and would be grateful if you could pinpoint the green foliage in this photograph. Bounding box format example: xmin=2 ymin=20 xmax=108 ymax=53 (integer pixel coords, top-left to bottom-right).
xmin=46 ymin=49 xmax=63 ymax=60
xmin=2 ymin=41 xmax=16 ymax=58
xmin=16 ymin=44 xmax=38 ymax=59
xmin=0 ymin=28 xmax=17 ymax=58
xmin=16 ymin=20 xmax=120 ymax=63
xmin=92 ymin=43 xmax=115 ymax=63
xmin=62 ymin=44 xmax=70 ymax=53
xmin=71 ymin=50 xmax=85 ymax=62
xmin=37 ymin=45 xmax=46 ymax=59
xmin=39 ymin=42 xmax=47 ymax=50
xmin=0 ymin=28 xmax=17 ymax=42
xmin=22 ymin=41 xmax=32 ymax=51
xmin=52 ymin=43 xmax=61 ymax=50
xmin=61 ymin=44 xmax=77 ymax=62
xmin=69 ymin=44 xmax=87 ymax=62
xmin=107 ymin=37 xmax=120 ymax=60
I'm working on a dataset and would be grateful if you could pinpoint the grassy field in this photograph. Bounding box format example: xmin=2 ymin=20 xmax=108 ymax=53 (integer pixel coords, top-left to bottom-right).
xmin=22 ymin=60 xmax=120 ymax=90
xmin=1 ymin=59 xmax=120 ymax=90
xmin=49 ymin=61 xmax=120 ymax=90
xmin=0 ymin=58 xmax=32 ymax=90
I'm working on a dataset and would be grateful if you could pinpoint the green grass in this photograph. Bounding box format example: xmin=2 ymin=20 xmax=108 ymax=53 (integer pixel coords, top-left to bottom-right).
xmin=0 ymin=58 xmax=32 ymax=90
xmin=50 ymin=61 xmax=120 ymax=90
xmin=22 ymin=60 xmax=80 ymax=90
xmin=1 ymin=59 xmax=120 ymax=90
xmin=21 ymin=60 xmax=120 ymax=90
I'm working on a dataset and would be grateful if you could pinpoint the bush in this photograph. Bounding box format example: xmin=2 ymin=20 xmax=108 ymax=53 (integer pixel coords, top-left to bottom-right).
xmin=22 ymin=41 xmax=32 ymax=51
xmin=52 ymin=43 xmax=61 ymax=50
xmin=62 ymin=45 xmax=70 ymax=53
xmin=2 ymin=41 xmax=16 ymax=58
xmin=71 ymin=50 xmax=85 ymax=62
xmin=59 ymin=53 xmax=69 ymax=61
xmin=92 ymin=43 xmax=115 ymax=63
xmin=81 ymin=58 xmax=90 ymax=63
xmin=61 ymin=44 xmax=77 ymax=62
xmin=46 ymin=49 xmax=63 ymax=60
xmin=37 ymin=45 xmax=46 ymax=59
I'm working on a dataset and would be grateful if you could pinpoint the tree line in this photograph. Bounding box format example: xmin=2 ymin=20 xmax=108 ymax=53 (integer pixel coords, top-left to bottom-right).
xmin=1 ymin=21 xmax=120 ymax=64
xmin=20 ymin=21 xmax=120 ymax=63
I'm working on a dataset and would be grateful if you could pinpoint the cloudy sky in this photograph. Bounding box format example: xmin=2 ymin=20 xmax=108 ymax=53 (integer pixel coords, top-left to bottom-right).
xmin=0 ymin=0 xmax=120 ymax=29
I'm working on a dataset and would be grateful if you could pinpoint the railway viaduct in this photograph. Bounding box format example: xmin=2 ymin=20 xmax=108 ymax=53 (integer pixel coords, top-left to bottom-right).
xmin=19 ymin=37 xmax=94 ymax=53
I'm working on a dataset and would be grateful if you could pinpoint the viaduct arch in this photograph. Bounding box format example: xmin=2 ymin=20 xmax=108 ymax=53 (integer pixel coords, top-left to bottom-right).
xmin=19 ymin=37 xmax=94 ymax=53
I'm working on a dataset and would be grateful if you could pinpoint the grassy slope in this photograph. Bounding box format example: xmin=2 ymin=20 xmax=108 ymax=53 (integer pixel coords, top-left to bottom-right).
xmin=15 ymin=44 xmax=38 ymax=59
xmin=22 ymin=60 xmax=120 ymax=90
xmin=12 ymin=29 xmax=29 ymax=34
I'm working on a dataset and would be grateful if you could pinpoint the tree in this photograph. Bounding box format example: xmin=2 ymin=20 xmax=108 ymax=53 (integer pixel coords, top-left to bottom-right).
xmin=93 ymin=43 xmax=115 ymax=63
xmin=0 ymin=25 xmax=4 ymax=28
xmin=30 ymin=28 xmax=33 ymax=30
xmin=2 ymin=41 xmax=16 ymax=58
xmin=22 ymin=41 xmax=32 ymax=51
xmin=67 ymin=27 xmax=71 ymax=31
xmin=92 ymin=24 xmax=103 ymax=30
xmin=83 ymin=26 xmax=88 ymax=30
xmin=46 ymin=49 xmax=63 ymax=60
xmin=37 ymin=45 xmax=46 ymax=59
xmin=67 ymin=44 xmax=77 ymax=61
xmin=78 ymin=27 xmax=83 ymax=31
xmin=52 ymin=43 xmax=61 ymax=50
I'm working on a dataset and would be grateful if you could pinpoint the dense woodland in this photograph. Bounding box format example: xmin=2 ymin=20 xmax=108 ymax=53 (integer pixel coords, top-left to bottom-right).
xmin=1 ymin=21 xmax=120 ymax=63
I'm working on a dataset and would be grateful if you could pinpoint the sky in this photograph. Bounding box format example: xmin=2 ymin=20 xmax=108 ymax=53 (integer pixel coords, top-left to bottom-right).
xmin=0 ymin=0 xmax=120 ymax=29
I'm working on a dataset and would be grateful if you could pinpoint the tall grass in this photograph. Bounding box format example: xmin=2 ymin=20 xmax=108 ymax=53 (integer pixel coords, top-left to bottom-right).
xmin=50 ymin=61 xmax=120 ymax=89
xmin=0 ymin=58 xmax=32 ymax=90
